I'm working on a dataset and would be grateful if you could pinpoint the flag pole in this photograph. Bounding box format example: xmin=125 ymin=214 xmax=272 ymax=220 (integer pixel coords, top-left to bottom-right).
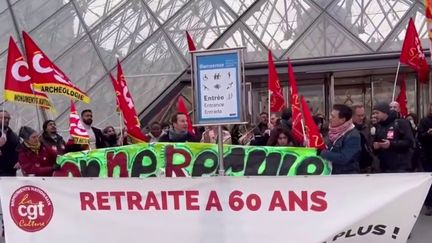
xmin=268 ymin=90 xmax=271 ymax=119
xmin=392 ymin=62 xmax=401 ymax=101
xmin=1 ymin=99 xmax=5 ymax=134
xmin=298 ymin=96 xmax=308 ymax=147
xmin=118 ymin=111 xmax=124 ymax=146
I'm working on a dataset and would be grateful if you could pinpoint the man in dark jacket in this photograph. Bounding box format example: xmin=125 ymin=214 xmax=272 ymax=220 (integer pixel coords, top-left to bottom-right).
xmin=372 ymin=102 xmax=414 ymax=172
xmin=81 ymin=109 xmax=106 ymax=149
xmin=352 ymin=103 xmax=374 ymax=172
xmin=417 ymin=103 xmax=432 ymax=213
xmin=320 ymin=104 xmax=361 ymax=174
xmin=0 ymin=111 xmax=19 ymax=176
xmin=159 ymin=113 xmax=197 ymax=142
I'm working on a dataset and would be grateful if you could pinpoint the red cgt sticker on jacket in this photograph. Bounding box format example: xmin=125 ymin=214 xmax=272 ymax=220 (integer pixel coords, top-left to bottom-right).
xmin=386 ymin=130 xmax=394 ymax=140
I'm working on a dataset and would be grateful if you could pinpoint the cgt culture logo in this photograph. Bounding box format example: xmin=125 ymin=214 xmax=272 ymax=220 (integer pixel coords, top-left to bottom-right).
xmin=9 ymin=186 xmax=54 ymax=232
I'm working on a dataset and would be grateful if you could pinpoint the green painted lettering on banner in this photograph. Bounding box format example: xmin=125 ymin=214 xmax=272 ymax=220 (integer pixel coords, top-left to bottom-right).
xmin=54 ymin=143 xmax=331 ymax=177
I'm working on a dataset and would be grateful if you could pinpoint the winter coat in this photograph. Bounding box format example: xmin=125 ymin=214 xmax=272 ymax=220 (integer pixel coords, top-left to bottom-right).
xmin=374 ymin=112 xmax=414 ymax=172
xmin=417 ymin=114 xmax=432 ymax=165
xmin=159 ymin=130 xmax=198 ymax=143
xmin=17 ymin=144 xmax=57 ymax=176
xmin=40 ymin=132 xmax=66 ymax=155
xmin=320 ymin=128 xmax=361 ymax=174
xmin=0 ymin=128 xmax=20 ymax=176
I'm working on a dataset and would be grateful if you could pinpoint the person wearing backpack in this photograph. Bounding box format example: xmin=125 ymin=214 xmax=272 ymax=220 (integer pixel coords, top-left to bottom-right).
xmin=372 ymin=102 xmax=414 ymax=173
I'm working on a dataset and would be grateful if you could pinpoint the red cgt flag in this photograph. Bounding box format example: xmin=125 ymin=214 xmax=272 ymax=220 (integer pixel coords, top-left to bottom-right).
xmin=4 ymin=37 xmax=53 ymax=110
xmin=300 ymin=96 xmax=326 ymax=150
xmin=268 ymin=50 xmax=285 ymax=113
xmin=115 ymin=60 xmax=149 ymax=143
xmin=177 ymin=96 xmax=195 ymax=134
xmin=186 ymin=31 xmax=196 ymax=52
xmin=400 ymin=18 xmax=430 ymax=84
xmin=69 ymin=100 xmax=89 ymax=145
xmin=288 ymin=59 xmax=305 ymax=144
xmin=396 ymin=76 xmax=408 ymax=118
xmin=22 ymin=31 xmax=90 ymax=103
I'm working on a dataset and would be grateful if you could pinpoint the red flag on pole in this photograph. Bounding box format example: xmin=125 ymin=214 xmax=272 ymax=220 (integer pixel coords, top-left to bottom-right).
xmin=115 ymin=60 xmax=149 ymax=143
xmin=268 ymin=50 xmax=285 ymax=113
xmin=186 ymin=31 xmax=196 ymax=52
xmin=22 ymin=31 xmax=91 ymax=103
xmin=4 ymin=37 xmax=53 ymax=110
xmin=396 ymin=76 xmax=408 ymax=118
xmin=300 ymin=96 xmax=326 ymax=150
xmin=288 ymin=59 xmax=305 ymax=144
xmin=177 ymin=96 xmax=195 ymax=134
xmin=400 ymin=18 xmax=429 ymax=84
xmin=69 ymin=101 xmax=89 ymax=145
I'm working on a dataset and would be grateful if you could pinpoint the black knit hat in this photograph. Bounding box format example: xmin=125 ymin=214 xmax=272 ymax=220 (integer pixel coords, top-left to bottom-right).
xmin=373 ymin=102 xmax=390 ymax=115
xmin=19 ymin=126 xmax=36 ymax=140
xmin=42 ymin=120 xmax=55 ymax=131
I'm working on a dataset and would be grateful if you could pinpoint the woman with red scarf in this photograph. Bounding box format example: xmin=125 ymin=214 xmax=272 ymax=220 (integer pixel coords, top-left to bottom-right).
xmin=319 ymin=104 xmax=361 ymax=174
xmin=17 ymin=126 xmax=59 ymax=176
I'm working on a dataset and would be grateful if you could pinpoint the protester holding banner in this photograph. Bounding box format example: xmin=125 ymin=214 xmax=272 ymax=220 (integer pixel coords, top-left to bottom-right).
xmin=81 ymin=109 xmax=106 ymax=149
xmin=372 ymin=102 xmax=414 ymax=173
xmin=17 ymin=126 xmax=59 ymax=176
xmin=0 ymin=110 xmax=20 ymax=176
xmin=159 ymin=113 xmax=198 ymax=142
xmin=319 ymin=104 xmax=361 ymax=174
xmin=40 ymin=120 xmax=66 ymax=155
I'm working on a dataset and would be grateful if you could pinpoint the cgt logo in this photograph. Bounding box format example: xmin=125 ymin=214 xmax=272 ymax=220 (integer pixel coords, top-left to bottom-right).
xmin=9 ymin=186 xmax=54 ymax=232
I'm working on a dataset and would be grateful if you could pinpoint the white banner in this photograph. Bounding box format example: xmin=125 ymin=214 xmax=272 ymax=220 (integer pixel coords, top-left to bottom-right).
xmin=0 ymin=174 xmax=431 ymax=243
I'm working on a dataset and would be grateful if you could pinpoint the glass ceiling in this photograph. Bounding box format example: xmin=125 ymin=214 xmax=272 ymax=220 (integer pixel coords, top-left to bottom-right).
xmin=0 ymin=0 xmax=428 ymax=136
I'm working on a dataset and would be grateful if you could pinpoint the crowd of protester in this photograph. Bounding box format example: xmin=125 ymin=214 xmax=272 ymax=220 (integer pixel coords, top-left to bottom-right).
xmin=1 ymin=101 xmax=432 ymax=215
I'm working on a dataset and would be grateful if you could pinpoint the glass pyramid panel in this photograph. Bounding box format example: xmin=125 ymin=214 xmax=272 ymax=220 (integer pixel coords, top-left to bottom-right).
xmin=242 ymin=0 xmax=321 ymax=58
xmin=212 ymin=22 xmax=268 ymax=62
xmin=380 ymin=4 xmax=429 ymax=52
xmin=119 ymin=30 xmax=188 ymax=112
xmin=223 ymin=0 xmax=257 ymax=16
xmin=48 ymin=36 xmax=107 ymax=119
xmin=313 ymin=0 xmax=332 ymax=9
xmin=27 ymin=3 xmax=86 ymax=59
xmin=0 ymin=53 xmax=7 ymax=101
xmin=91 ymin=0 xmax=160 ymax=69
xmin=328 ymin=0 xmax=412 ymax=51
xmin=286 ymin=14 xmax=370 ymax=58
xmin=12 ymin=0 xmax=67 ymax=32
xmin=75 ymin=0 xmax=127 ymax=29
xmin=145 ymin=0 xmax=189 ymax=23
xmin=0 ymin=9 xmax=18 ymax=54
xmin=165 ymin=0 xmax=236 ymax=57
xmin=4 ymin=103 xmax=41 ymax=132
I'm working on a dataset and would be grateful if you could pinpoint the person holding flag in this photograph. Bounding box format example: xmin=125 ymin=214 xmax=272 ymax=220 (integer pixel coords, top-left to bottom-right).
xmin=319 ymin=104 xmax=361 ymax=174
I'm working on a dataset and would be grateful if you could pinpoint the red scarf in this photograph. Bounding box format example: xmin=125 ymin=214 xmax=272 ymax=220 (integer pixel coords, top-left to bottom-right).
xmin=328 ymin=120 xmax=354 ymax=143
